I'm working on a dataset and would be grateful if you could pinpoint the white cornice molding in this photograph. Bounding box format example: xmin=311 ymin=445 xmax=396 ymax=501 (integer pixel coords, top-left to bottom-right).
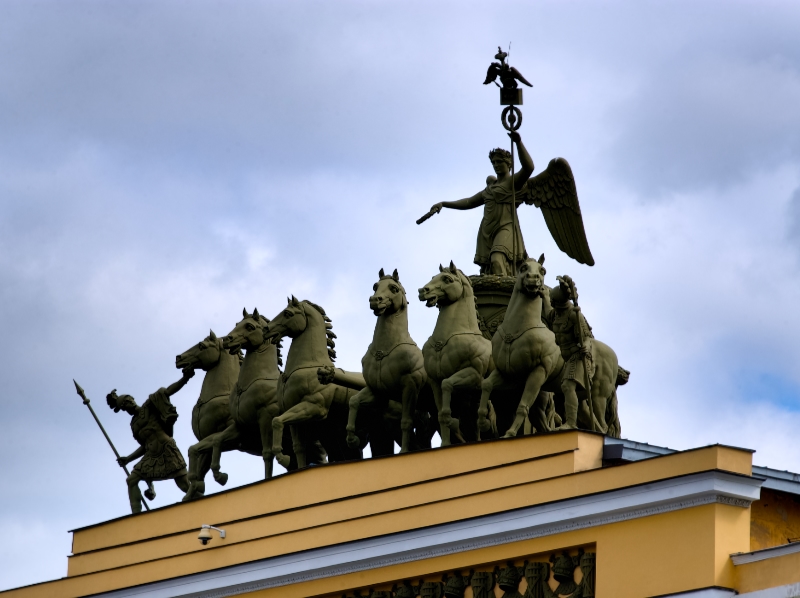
xmin=731 ymin=540 xmax=800 ymax=565
xmin=653 ymin=588 xmax=735 ymax=598
xmin=96 ymin=470 xmax=762 ymax=598
xmin=737 ymin=582 xmax=800 ymax=598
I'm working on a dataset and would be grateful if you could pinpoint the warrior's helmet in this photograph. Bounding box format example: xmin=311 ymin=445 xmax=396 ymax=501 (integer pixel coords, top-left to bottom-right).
xmin=549 ymin=285 xmax=571 ymax=309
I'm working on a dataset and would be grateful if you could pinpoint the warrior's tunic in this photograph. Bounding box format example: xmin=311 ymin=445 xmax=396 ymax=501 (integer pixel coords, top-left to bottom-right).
xmin=130 ymin=388 xmax=187 ymax=480
xmin=474 ymin=180 xmax=527 ymax=269
xmin=545 ymin=307 xmax=595 ymax=389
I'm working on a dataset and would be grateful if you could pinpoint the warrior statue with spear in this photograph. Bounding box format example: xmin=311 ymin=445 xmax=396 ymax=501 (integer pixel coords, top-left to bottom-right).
xmin=103 ymin=368 xmax=194 ymax=513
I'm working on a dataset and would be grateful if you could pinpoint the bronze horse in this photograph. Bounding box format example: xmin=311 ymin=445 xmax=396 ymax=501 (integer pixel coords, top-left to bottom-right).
xmin=478 ymin=258 xmax=625 ymax=437
xmin=338 ymin=269 xmax=427 ymax=455
xmin=175 ymin=330 xmax=240 ymax=500
xmin=419 ymin=262 xmax=492 ymax=446
xmin=265 ymin=297 xmax=362 ymax=469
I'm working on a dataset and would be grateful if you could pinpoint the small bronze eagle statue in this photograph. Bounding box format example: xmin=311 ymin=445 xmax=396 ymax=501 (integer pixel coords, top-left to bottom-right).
xmin=484 ymin=46 xmax=532 ymax=89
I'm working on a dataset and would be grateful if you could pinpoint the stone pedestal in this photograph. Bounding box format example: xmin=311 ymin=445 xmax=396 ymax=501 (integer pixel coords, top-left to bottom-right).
xmin=469 ymin=275 xmax=516 ymax=339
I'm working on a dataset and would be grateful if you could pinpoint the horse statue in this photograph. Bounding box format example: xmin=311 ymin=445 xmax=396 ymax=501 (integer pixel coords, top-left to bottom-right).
xmin=418 ymin=261 xmax=492 ymax=446
xmin=265 ymin=297 xmax=363 ymax=469
xmin=178 ymin=308 xmax=285 ymax=501
xmin=175 ymin=330 xmax=240 ymax=500
xmin=477 ymin=256 xmax=626 ymax=438
xmin=331 ymin=268 xmax=427 ymax=455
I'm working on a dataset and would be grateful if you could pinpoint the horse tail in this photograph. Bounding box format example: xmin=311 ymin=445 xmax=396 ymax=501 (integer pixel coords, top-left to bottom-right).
xmin=615 ymin=366 xmax=630 ymax=387
xmin=605 ymin=389 xmax=622 ymax=439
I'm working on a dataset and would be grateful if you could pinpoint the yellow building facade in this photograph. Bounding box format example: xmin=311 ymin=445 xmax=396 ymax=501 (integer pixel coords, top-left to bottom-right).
xmin=3 ymin=431 xmax=800 ymax=598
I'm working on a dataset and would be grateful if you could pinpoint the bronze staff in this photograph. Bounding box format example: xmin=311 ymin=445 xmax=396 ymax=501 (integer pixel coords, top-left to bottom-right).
xmin=73 ymin=380 xmax=152 ymax=511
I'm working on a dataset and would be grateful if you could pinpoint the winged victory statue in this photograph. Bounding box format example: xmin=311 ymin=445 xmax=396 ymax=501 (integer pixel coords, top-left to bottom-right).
xmin=416 ymin=46 xmax=593 ymax=274
xmin=418 ymin=130 xmax=594 ymax=275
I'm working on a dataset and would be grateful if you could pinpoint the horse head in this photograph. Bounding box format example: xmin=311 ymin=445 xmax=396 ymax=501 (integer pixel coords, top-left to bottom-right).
xmin=223 ymin=308 xmax=270 ymax=353
xmin=176 ymin=329 xmax=223 ymax=371
xmin=263 ymin=296 xmax=308 ymax=341
xmin=517 ymin=254 xmax=547 ymax=298
xmin=370 ymin=268 xmax=407 ymax=316
xmin=418 ymin=261 xmax=468 ymax=308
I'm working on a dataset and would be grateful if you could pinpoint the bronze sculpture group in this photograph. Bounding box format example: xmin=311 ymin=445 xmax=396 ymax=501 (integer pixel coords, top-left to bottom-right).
xmin=75 ymin=50 xmax=630 ymax=512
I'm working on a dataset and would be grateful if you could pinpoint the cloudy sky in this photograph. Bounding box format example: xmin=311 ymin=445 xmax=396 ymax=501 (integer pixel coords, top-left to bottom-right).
xmin=2 ymin=0 xmax=800 ymax=590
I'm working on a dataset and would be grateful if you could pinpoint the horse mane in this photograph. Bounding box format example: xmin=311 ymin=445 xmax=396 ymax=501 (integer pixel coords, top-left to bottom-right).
xmin=214 ymin=336 xmax=244 ymax=365
xmin=255 ymin=315 xmax=283 ymax=367
xmin=303 ymin=300 xmax=337 ymax=361
xmin=456 ymin=268 xmax=474 ymax=297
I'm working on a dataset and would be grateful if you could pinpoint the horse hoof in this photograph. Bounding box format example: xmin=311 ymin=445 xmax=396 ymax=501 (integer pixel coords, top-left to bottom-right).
xmin=276 ymin=454 xmax=290 ymax=468
xmin=346 ymin=434 xmax=359 ymax=448
xmin=214 ymin=472 xmax=228 ymax=486
xmin=502 ymin=431 xmax=517 ymax=439
xmin=477 ymin=418 xmax=490 ymax=433
xmin=144 ymin=488 xmax=156 ymax=501
xmin=182 ymin=490 xmax=194 ymax=502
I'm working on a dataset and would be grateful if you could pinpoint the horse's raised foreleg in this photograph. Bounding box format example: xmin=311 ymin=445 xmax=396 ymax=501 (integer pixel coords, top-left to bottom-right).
xmin=440 ymin=367 xmax=482 ymax=446
xmin=258 ymin=403 xmax=280 ymax=479
xmin=209 ymin=421 xmax=240 ymax=486
xmin=272 ymin=394 xmax=329 ymax=469
xmin=183 ymin=437 xmax=216 ymax=501
xmin=478 ymin=368 xmax=505 ymax=440
xmin=505 ymin=366 xmax=547 ymax=438
xmin=347 ymin=387 xmax=376 ymax=448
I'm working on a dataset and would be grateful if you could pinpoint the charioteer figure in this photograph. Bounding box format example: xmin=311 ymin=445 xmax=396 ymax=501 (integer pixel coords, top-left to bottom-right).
xmin=106 ymin=368 xmax=194 ymax=513
xmin=543 ymin=277 xmax=594 ymax=430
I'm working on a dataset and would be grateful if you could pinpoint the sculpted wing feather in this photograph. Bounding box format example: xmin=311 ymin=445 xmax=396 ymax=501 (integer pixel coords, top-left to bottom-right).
xmin=483 ymin=63 xmax=499 ymax=85
xmin=525 ymin=158 xmax=595 ymax=266
xmin=510 ymin=66 xmax=533 ymax=87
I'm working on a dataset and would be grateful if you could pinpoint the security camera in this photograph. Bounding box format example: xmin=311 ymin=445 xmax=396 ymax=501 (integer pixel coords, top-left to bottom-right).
xmin=198 ymin=525 xmax=226 ymax=546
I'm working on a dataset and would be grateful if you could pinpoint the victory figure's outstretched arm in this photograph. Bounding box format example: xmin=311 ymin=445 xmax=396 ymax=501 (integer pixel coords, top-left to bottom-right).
xmin=428 ymin=132 xmax=533 ymax=217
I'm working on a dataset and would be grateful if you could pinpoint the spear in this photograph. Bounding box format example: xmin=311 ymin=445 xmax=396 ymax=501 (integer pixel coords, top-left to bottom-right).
xmin=73 ymin=380 xmax=151 ymax=511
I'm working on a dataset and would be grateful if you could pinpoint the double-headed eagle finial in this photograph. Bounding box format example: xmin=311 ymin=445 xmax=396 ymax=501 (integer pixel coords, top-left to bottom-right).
xmin=483 ymin=46 xmax=533 ymax=90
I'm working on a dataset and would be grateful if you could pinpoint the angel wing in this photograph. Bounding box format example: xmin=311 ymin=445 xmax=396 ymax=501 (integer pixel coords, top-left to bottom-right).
xmin=525 ymin=158 xmax=595 ymax=266
xmin=510 ymin=66 xmax=533 ymax=87
xmin=483 ymin=63 xmax=500 ymax=85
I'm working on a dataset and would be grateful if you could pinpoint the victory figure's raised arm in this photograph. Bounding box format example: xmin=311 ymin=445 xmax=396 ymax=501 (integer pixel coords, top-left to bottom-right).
xmin=428 ymin=131 xmax=533 ymax=276
xmin=419 ymin=133 xmax=595 ymax=270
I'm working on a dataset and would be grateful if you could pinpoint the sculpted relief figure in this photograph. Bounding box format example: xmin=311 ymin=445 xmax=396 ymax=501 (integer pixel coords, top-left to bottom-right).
xmin=106 ymin=369 xmax=193 ymax=513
